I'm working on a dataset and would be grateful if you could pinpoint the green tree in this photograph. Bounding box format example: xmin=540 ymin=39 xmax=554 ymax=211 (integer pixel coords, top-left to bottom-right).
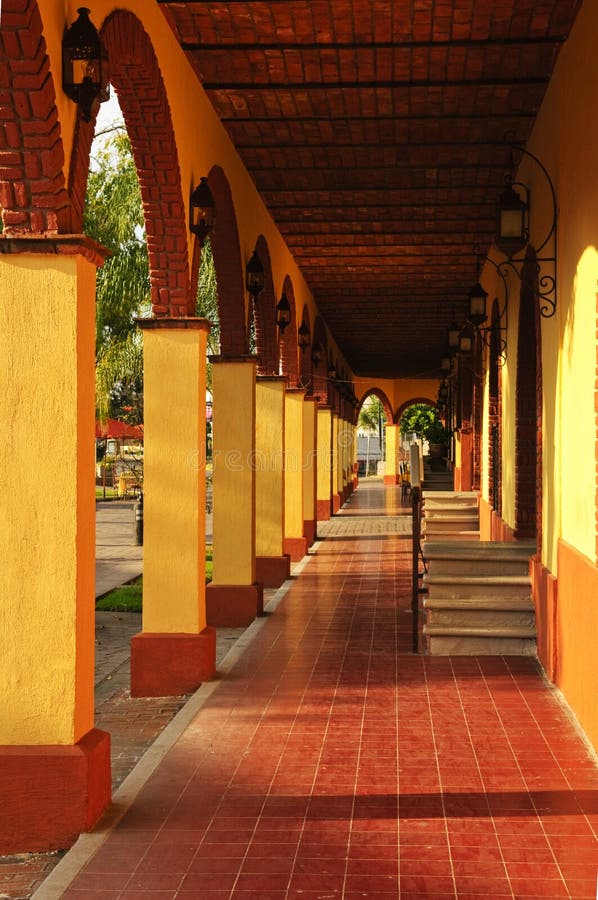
xmin=358 ymin=395 xmax=385 ymax=432
xmin=84 ymin=127 xmax=150 ymax=422
xmin=195 ymin=238 xmax=220 ymax=394
xmin=400 ymin=402 xmax=449 ymax=444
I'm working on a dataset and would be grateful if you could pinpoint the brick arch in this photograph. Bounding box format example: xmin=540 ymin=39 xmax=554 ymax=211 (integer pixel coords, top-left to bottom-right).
xmin=515 ymin=247 xmax=542 ymax=544
xmin=252 ymin=236 xmax=277 ymax=376
xmin=298 ymin=305 xmax=313 ymax=393
xmin=279 ymin=276 xmax=299 ymax=387
xmin=359 ymin=389 xmax=393 ymax=424
xmin=0 ymin=0 xmax=72 ymax=234
xmin=394 ymin=397 xmax=436 ymax=425
xmin=312 ymin=316 xmax=329 ymax=403
xmin=75 ymin=10 xmax=191 ymax=317
xmin=208 ymin=166 xmax=246 ymax=354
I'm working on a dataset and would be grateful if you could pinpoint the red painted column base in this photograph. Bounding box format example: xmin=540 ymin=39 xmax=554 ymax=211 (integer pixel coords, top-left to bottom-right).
xmin=255 ymin=554 xmax=291 ymax=588
xmin=383 ymin=474 xmax=400 ymax=485
xmin=130 ymin=628 xmax=216 ymax=697
xmin=332 ymin=493 xmax=341 ymax=513
xmin=317 ymin=499 xmax=331 ymax=521
xmin=0 ymin=727 xmax=111 ymax=854
xmin=303 ymin=518 xmax=317 ymax=547
xmin=206 ymin=583 xmax=263 ymax=627
xmin=283 ymin=536 xmax=309 ymax=562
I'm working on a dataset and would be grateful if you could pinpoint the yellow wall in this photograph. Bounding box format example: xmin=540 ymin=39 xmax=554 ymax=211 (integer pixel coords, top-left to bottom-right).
xmin=255 ymin=378 xmax=285 ymax=557
xmin=0 ymin=254 xmax=96 ymax=744
xmin=142 ymin=324 xmax=208 ymax=634
xmin=317 ymin=408 xmax=332 ymax=504
xmin=302 ymin=399 xmax=318 ymax=521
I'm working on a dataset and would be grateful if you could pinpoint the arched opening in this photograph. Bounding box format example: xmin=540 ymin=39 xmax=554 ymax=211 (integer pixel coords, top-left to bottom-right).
xmin=298 ymin=305 xmax=313 ymax=393
xmin=278 ymin=276 xmax=299 ymax=387
xmin=252 ymin=236 xmax=278 ymax=376
xmin=356 ymin=390 xmax=392 ymax=477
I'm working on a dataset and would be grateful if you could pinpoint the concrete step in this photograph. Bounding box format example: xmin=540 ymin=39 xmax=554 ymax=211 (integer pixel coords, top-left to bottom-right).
xmin=422 ymin=542 xmax=532 ymax=576
xmin=422 ymin=491 xmax=479 ymax=504
xmin=423 ymin=517 xmax=479 ymax=533
xmin=425 ymin=507 xmax=481 ymax=518
xmin=423 ymin=574 xmax=532 ymax=600
xmin=424 ymin=597 xmax=536 ymax=630
xmin=423 ymin=624 xmax=537 ymax=656
xmin=423 ymin=530 xmax=481 ymax=542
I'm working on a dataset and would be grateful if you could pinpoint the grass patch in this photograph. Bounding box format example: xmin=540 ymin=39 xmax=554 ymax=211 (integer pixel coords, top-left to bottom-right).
xmin=96 ymin=548 xmax=213 ymax=611
xmin=96 ymin=576 xmax=142 ymax=612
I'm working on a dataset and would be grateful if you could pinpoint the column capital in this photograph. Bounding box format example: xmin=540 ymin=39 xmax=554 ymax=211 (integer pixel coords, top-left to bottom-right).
xmin=257 ymin=374 xmax=286 ymax=383
xmin=138 ymin=316 xmax=211 ymax=332
xmin=0 ymin=233 xmax=109 ymax=267
xmin=209 ymin=354 xmax=258 ymax=364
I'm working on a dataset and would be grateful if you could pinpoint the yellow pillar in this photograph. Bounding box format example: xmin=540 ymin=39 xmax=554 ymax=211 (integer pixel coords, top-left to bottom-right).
xmin=131 ymin=319 xmax=215 ymax=697
xmin=0 ymin=240 xmax=110 ymax=853
xmin=284 ymin=388 xmax=308 ymax=561
xmin=206 ymin=358 xmax=262 ymax=625
xmin=385 ymin=424 xmax=400 ymax=484
xmin=255 ymin=376 xmax=289 ymax=587
xmin=302 ymin=397 xmax=318 ymax=546
xmin=332 ymin=414 xmax=341 ymax=512
xmin=317 ymin=406 xmax=333 ymax=521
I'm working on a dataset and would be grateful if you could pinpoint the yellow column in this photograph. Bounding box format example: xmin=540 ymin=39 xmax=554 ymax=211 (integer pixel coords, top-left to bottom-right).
xmin=317 ymin=406 xmax=333 ymax=521
xmin=332 ymin=414 xmax=341 ymax=512
xmin=284 ymin=388 xmax=308 ymax=561
xmin=0 ymin=241 xmax=110 ymax=852
xmin=131 ymin=319 xmax=215 ymax=697
xmin=255 ymin=376 xmax=289 ymax=587
xmin=385 ymin=424 xmax=400 ymax=484
xmin=302 ymin=397 xmax=318 ymax=546
xmin=206 ymin=358 xmax=262 ymax=625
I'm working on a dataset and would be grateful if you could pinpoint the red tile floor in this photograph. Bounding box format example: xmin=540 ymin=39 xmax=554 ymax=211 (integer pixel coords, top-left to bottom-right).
xmin=61 ymin=481 xmax=597 ymax=898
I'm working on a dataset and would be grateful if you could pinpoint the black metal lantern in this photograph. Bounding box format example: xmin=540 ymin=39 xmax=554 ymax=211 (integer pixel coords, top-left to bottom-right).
xmin=62 ymin=7 xmax=109 ymax=122
xmin=496 ymin=183 xmax=528 ymax=258
xmin=276 ymin=292 xmax=291 ymax=332
xmin=311 ymin=338 xmax=323 ymax=367
xmin=440 ymin=354 xmax=451 ymax=373
xmin=448 ymin=320 xmax=461 ymax=354
xmin=467 ymin=281 xmax=488 ymax=327
xmin=190 ymin=177 xmax=215 ymax=244
xmin=246 ymin=250 xmax=265 ymax=299
xmin=459 ymin=327 xmax=473 ymax=356
xmin=297 ymin=321 xmax=310 ymax=351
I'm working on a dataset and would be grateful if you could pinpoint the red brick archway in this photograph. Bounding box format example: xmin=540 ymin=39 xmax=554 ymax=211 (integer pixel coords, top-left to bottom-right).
xmin=252 ymin=235 xmax=278 ymax=376
xmin=279 ymin=275 xmax=299 ymax=387
xmin=312 ymin=316 xmax=329 ymax=404
xmin=394 ymin=397 xmax=436 ymax=425
xmin=359 ymin=389 xmax=394 ymax=424
xmin=0 ymin=0 xmax=72 ymax=234
xmin=208 ymin=166 xmax=246 ymax=355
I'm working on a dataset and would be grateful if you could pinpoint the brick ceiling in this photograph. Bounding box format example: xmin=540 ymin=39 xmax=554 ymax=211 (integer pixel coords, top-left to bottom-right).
xmin=158 ymin=0 xmax=581 ymax=377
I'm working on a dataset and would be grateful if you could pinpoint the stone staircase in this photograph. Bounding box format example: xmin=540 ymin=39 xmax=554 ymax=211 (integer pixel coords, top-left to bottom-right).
xmin=422 ymin=490 xmax=480 ymax=541
xmin=421 ymin=456 xmax=454 ymax=492
xmin=421 ymin=540 xmax=537 ymax=655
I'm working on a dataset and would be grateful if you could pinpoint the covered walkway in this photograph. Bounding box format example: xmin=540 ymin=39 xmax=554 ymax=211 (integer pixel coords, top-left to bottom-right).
xmin=45 ymin=482 xmax=597 ymax=899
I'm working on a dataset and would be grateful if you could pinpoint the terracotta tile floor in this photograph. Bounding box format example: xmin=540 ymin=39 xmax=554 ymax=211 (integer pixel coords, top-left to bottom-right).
xmin=62 ymin=481 xmax=597 ymax=898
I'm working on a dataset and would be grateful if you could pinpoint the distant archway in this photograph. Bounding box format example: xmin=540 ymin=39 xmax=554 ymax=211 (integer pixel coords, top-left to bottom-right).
xmin=279 ymin=276 xmax=299 ymax=387
xmin=359 ymin=389 xmax=393 ymax=424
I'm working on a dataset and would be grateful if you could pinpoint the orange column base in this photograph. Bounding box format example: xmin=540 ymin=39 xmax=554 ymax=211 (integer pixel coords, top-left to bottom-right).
xmin=317 ymin=499 xmax=330 ymax=521
xmin=283 ymin=536 xmax=308 ymax=562
xmin=383 ymin=474 xmax=400 ymax=485
xmin=130 ymin=628 xmax=216 ymax=697
xmin=303 ymin=518 xmax=317 ymax=547
xmin=0 ymin=728 xmax=111 ymax=854
xmin=256 ymin=555 xmax=291 ymax=588
xmin=206 ymin=583 xmax=264 ymax=626
xmin=332 ymin=493 xmax=341 ymax=513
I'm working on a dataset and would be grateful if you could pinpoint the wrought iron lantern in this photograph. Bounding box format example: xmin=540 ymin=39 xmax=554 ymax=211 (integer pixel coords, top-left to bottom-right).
xmin=276 ymin=292 xmax=291 ymax=332
xmin=496 ymin=183 xmax=528 ymax=258
xmin=246 ymin=250 xmax=265 ymax=299
xmin=297 ymin=321 xmax=310 ymax=351
xmin=467 ymin=280 xmax=488 ymax=327
xmin=311 ymin=338 xmax=323 ymax=367
xmin=62 ymin=7 xmax=109 ymax=122
xmin=447 ymin=319 xmax=461 ymax=354
xmin=189 ymin=177 xmax=215 ymax=244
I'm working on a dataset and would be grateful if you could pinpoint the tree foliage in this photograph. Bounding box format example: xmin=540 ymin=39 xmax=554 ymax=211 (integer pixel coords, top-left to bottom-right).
xmin=195 ymin=238 xmax=220 ymax=393
xmin=399 ymin=402 xmax=449 ymax=443
xmin=358 ymin=395 xmax=386 ymax=432
xmin=84 ymin=128 xmax=149 ymax=422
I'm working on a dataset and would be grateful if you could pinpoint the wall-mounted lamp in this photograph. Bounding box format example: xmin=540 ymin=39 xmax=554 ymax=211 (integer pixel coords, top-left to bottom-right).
xmin=190 ymin=177 xmax=215 ymax=245
xmin=494 ymin=140 xmax=557 ymax=318
xmin=466 ymin=247 xmax=509 ymax=364
xmin=62 ymin=7 xmax=109 ymax=122
xmin=246 ymin=250 xmax=265 ymax=300
xmin=276 ymin=292 xmax=291 ymax=332
xmin=440 ymin=354 xmax=451 ymax=373
xmin=447 ymin=318 xmax=461 ymax=355
xmin=311 ymin=338 xmax=323 ymax=367
xmin=297 ymin=321 xmax=310 ymax=352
